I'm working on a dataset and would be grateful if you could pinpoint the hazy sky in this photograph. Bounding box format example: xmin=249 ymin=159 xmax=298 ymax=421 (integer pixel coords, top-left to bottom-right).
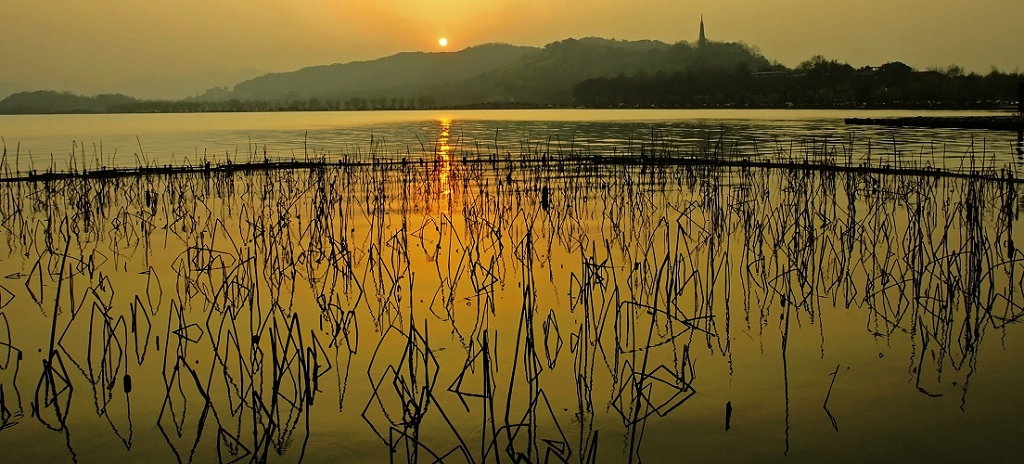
xmin=2 ymin=0 xmax=1022 ymax=99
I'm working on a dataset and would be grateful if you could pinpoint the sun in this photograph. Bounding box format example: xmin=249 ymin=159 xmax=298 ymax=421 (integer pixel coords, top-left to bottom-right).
xmin=439 ymin=37 xmax=448 ymax=47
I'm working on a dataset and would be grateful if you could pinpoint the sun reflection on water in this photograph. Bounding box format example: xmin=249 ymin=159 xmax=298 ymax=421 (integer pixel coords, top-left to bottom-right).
xmin=436 ymin=118 xmax=452 ymax=198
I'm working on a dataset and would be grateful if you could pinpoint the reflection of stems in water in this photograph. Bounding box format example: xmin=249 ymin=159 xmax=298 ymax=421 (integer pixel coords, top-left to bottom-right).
xmin=781 ymin=295 xmax=791 ymax=457
xmin=824 ymin=364 xmax=840 ymax=431
xmin=33 ymin=217 xmax=78 ymax=459
xmin=1 ymin=132 xmax=1024 ymax=462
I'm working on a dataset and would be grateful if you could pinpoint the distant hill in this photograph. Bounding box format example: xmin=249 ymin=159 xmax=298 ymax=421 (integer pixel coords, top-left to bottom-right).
xmin=0 ymin=90 xmax=137 ymax=114
xmin=428 ymin=38 xmax=675 ymax=105
xmin=198 ymin=37 xmax=772 ymax=106
xmin=0 ymin=38 xmax=775 ymax=112
xmin=204 ymin=43 xmax=541 ymax=102
xmin=428 ymin=38 xmax=772 ymax=105
xmin=4 ymin=35 xmax=1010 ymax=113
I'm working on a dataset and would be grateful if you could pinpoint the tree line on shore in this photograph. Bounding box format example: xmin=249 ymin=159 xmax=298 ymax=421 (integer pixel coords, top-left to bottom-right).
xmin=0 ymin=91 xmax=447 ymax=114
xmin=574 ymin=57 xmax=1022 ymax=109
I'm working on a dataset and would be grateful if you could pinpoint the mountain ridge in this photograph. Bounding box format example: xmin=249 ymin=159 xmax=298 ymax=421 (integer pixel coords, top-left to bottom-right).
xmin=0 ymin=37 xmax=771 ymax=112
xmin=4 ymin=35 xmax=1013 ymax=114
xmin=206 ymin=42 xmax=542 ymax=102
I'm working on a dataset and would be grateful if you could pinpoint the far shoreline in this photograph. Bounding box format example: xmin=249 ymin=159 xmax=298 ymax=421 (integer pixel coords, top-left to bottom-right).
xmin=0 ymin=106 xmax=1017 ymax=118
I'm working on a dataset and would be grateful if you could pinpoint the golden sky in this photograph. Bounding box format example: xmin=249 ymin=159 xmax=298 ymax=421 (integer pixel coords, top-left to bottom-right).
xmin=2 ymin=0 xmax=1022 ymax=98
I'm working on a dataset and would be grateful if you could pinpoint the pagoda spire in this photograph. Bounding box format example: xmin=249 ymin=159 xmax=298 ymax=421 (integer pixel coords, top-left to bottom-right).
xmin=699 ymin=15 xmax=707 ymax=47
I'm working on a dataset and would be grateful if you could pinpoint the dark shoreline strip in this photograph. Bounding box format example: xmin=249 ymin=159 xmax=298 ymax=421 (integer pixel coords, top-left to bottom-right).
xmin=845 ymin=116 xmax=1024 ymax=131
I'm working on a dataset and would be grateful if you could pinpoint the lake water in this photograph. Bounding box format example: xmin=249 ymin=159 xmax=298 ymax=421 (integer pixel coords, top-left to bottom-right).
xmin=1 ymin=109 xmax=1021 ymax=174
xmin=0 ymin=110 xmax=1023 ymax=463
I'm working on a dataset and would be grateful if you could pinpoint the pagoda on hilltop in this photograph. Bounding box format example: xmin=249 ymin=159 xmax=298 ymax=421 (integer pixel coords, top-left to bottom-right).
xmin=698 ymin=16 xmax=708 ymax=47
